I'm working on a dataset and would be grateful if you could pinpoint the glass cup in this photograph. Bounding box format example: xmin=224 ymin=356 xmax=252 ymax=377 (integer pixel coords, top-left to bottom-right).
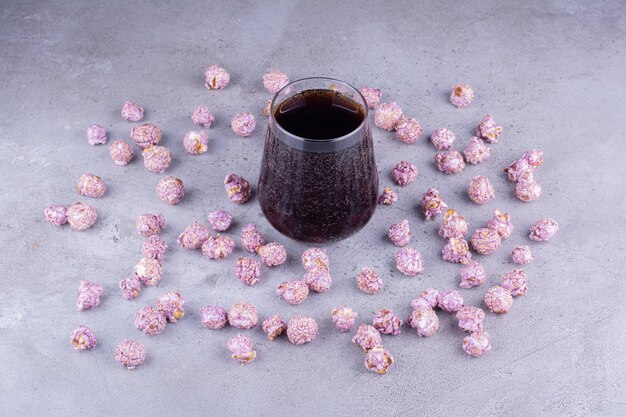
xmin=258 ymin=77 xmax=379 ymax=243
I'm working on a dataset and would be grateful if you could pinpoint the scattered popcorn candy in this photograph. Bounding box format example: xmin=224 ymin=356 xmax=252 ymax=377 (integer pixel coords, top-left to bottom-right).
xmin=142 ymin=235 xmax=168 ymax=261
xmin=359 ymin=86 xmax=382 ymax=109
xmin=224 ymin=173 xmax=251 ymax=204
xmin=409 ymin=296 xmax=431 ymax=311
xmin=395 ymin=247 xmax=424 ymax=276
xmin=228 ymin=334 xmax=256 ymax=364
xmin=262 ymin=314 xmax=287 ymax=340
xmin=71 ymin=325 xmax=97 ymax=350
xmin=468 ymin=175 xmax=495 ymax=205
xmin=392 ymin=160 xmax=419 ymax=186
xmin=463 ymin=331 xmax=492 ymax=357
xmin=119 ymin=276 xmax=141 ymax=300
xmin=76 ymin=280 xmax=103 ymax=310
xmin=463 ymin=136 xmax=491 ymax=164
xmin=437 ymin=289 xmax=464 ymax=313
xmin=388 ymin=219 xmax=411 ymax=247
xmin=442 ymin=237 xmax=472 ymax=264
xmin=276 ymin=280 xmax=309 ymax=305
xmin=44 ymin=204 xmax=67 ymax=227
xmin=511 ymin=245 xmax=533 ymax=265
xmin=134 ymin=257 xmax=163 ymax=286
xmin=234 ymin=257 xmax=262 ymax=286
xmin=77 ymin=173 xmax=107 ymax=199
xmin=408 ymin=307 xmax=439 ymax=337
xmin=156 ymin=176 xmax=185 ymax=205
xmin=108 ymin=140 xmax=134 ymax=166
xmin=501 ymin=269 xmax=528 ymax=297
xmin=241 ymin=223 xmax=265 ymax=253
xmin=449 ymin=84 xmax=475 ymax=108
xmin=484 ymin=286 xmax=513 ymax=314
xmin=356 ymin=267 xmax=384 ymax=294
xmin=529 ymin=218 xmax=559 ymax=242
xmin=352 ymin=324 xmax=382 ymax=351
xmin=476 ymin=114 xmax=502 ymax=143
xmin=205 ymin=64 xmax=230 ymax=90
xmin=521 ymin=149 xmax=544 ymax=168
xmin=303 ymin=269 xmax=332 ymax=293
xmin=142 ymin=145 xmax=172 ymax=173
xmin=131 ymin=123 xmax=162 ymax=149
xmin=418 ymin=288 xmax=440 ymax=308
xmin=439 ymin=209 xmax=469 ymax=239
xmin=263 ymin=70 xmax=289 ymax=93
xmin=191 ymin=106 xmax=215 ymax=128
xmin=258 ymin=242 xmax=287 ymax=267
xmin=156 ymin=290 xmax=185 ymax=322
xmin=66 ymin=202 xmax=97 ymax=231
xmin=263 ymin=99 xmax=272 ymax=117
xmin=207 ymin=210 xmax=233 ymax=232
xmin=183 ymin=131 xmax=209 ymax=155
xmin=420 ymin=188 xmax=448 ymax=220
xmin=372 ymin=308 xmax=402 ymax=336
xmin=135 ymin=213 xmax=165 ymax=237
xmin=435 ymin=150 xmax=465 ymax=174
xmin=430 ymin=128 xmax=456 ymax=150
xmin=487 ymin=209 xmax=514 ymax=239
xmin=287 ymin=315 xmax=318 ymax=345
xmin=201 ymin=305 xmax=228 ymax=329
xmin=177 ymin=221 xmax=210 ymax=249
xmin=459 ymin=261 xmax=487 ymax=289
xmin=230 ymin=112 xmax=256 ymax=137
xmin=202 ymin=235 xmax=235 ymax=260
xmin=374 ymin=102 xmax=403 ymax=131
xmin=331 ymin=306 xmax=358 ymax=332
xmin=365 ymin=345 xmax=394 ymax=375
xmin=515 ymin=179 xmax=542 ymax=202
xmin=121 ymin=101 xmax=144 ymax=122
xmin=505 ymin=149 xmax=544 ymax=182
xmin=87 ymin=124 xmax=107 ymax=145
xmin=455 ymin=306 xmax=485 ymax=333
xmin=302 ymin=247 xmax=329 ymax=271
xmin=471 ymin=227 xmax=502 ymax=255
xmin=115 ymin=339 xmax=147 ymax=369
xmin=228 ymin=302 xmax=258 ymax=329
xmin=395 ymin=116 xmax=423 ymax=144
xmin=378 ymin=186 xmax=398 ymax=205
xmin=134 ymin=306 xmax=166 ymax=336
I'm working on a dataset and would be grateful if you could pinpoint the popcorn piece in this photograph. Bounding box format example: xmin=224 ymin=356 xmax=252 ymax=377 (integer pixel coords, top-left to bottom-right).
xmin=365 ymin=346 xmax=394 ymax=375
xmin=135 ymin=213 xmax=165 ymax=237
xmin=301 ymin=247 xmax=329 ymax=271
xmin=201 ymin=305 xmax=228 ymax=329
xmin=108 ymin=140 xmax=134 ymax=166
xmin=118 ymin=276 xmax=141 ymax=300
xmin=228 ymin=334 xmax=256 ymax=364
xmin=439 ymin=209 xmax=469 ymax=239
xmin=142 ymin=235 xmax=168 ymax=261
xmin=435 ymin=151 xmax=465 ymax=174
xmin=258 ymin=242 xmax=287 ymax=267
xmin=522 ymin=149 xmax=544 ymax=168
xmin=134 ymin=306 xmax=166 ymax=336
xmin=156 ymin=290 xmax=185 ymax=322
xmin=463 ymin=331 xmax=492 ymax=357
xmin=455 ymin=306 xmax=485 ymax=333
xmin=66 ymin=202 xmax=97 ymax=231
xmin=511 ymin=245 xmax=533 ymax=265
xmin=134 ymin=257 xmax=163 ymax=286
xmin=418 ymin=288 xmax=440 ymax=308
xmin=352 ymin=324 xmax=382 ymax=351
xmin=76 ymin=280 xmax=103 ymax=310
xmin=142 ymin=145 xmax=172 ymax=173
xmin=484 ymin=286 xmax=513 ymax=314
xmin=468 ymin=175 xmax=495 ymax=205
xmin=374 ymin=102 xmax=403 ymax=131
xmin=476 ymin=114 xmax=502 ymax=143
xmin=410 ymin=297 xmax=433 ymax=311
xmin=191 ymin=106 xmax=215 ymax=128
xmin=177 ymin=221 xmax=210 ymax=249
xmin=331 ymin=306 xmax=358 ymax=332
xmin=471 ymin=227 xmax=502 ymax=255
xmin=87 ymin=124 xmax=107 ymax=145
xmin=234 ymin=257 xmax=261 ymax=286
xmin=121 ymin=101 xmax=144 ymax=122
xmin=262 ymin=314 xmax=287 ymax=340
xmin=263 ymin=70 xmax=289 ymax=94
xmin=450 ymin=84 xmax=475 ymax=108
xmin=202 ymin=235 xmax=235 ymax=260
xmin=388 ymin=219 xmax=411 ymax=247
xmin=207 ymin=210 xmax=233 ymax=232
xmin=183 ymin=131 xmax=209 ymax=155
xmin=156 ymin=176 xmax=184 ymax=205
xmin=241 ymin=223 xmax=265 ymax=253
xmin=77 ymin=173 xmax=107 ymax=198
xmin=303 ymin=269 xmax=332 ymax=293
xmin=395 ymin=116 xmax=423 ymax=144
xmin=516 ymin=179 xmax=542 ymax=202
xmin=71 ymin=325 xmax=97 ymax=350
xmin=276 ymin=280 xmax=309 ymax=305
xmin=459 ymin=261 xmax=486 ymax=289
xmin=263 ymin=99 xmax=272 ymax=117
xmin=395 ymin=247 xmax=424 ymax=276
xmin=420 ymin=188 xmax=448 ymax=220
xmin=224 ymin=173 xmax=251 ymax=204
xmin=356 ymin=267 xmax=384 ymax=294
xmin=115 ymin=339 xmax=146 ymax=369
xmin=464 ymin=136 xmax=491 ymax=164
xmin=437 ymin=289 xmax=464 ymax=313
xmin=231 ymin=112 xmax=256 ymax=137
xmin=430 ymin=128 xmax=455 ymax=150
xmin=287 ymin=315 xmax=318 ymax=345
xmin=442 ymin=237 xmax=472 ymax=264
xmin=359 ymin=86 xmax=382 ymax=109
xmin=44 ymin=204 xmax=67 ymax=227
xmin=504 ymin=158 xmax=533 ymax=182
xmin=372 ymin=308 xmax=402 ymax=336
xmin=228 ymin=302 xmax=258 ymax=329
xmin=529 ymin=218 xmax=559 ymax=242
xmin=378 ymin=186 xmax=398 ymax=205
xmin=487 ymin=209 xmax=514 ymax=239
xmin=408 ymin=307 xmax=439 ymax=337
xmin=392 ymin=160 xmax=419 ymax=186
xmin=131 ymin=123 xmax=161 ymax=149
xmin=205 ymin=65 xmax=230 ymax=90
xmin=501 ymin=269 xmax=528 ymax=297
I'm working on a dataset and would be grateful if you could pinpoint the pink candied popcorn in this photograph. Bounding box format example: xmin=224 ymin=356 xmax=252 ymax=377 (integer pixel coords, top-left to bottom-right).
xmin=263 ymin=99 xmax=272 ymax=117
xmin=409 ymin=297 xmax=432 ymax=311
xmin=516 ymin=179 xmax=542 ymax=202
xmin=471 ymin=227 xmax=502 ymax=255
xmin=121 ymin=101 xmax=144 ymax=122
xmin=44 ymin=204 xmax=67 ymax=227
xmin=134 ymin=257 xmax=163 ymax=286
xmin=430 ymin=128 xmax=456 ymax=150
xmin=487 ymin=209 xmax=514 ymax=239
xmin=263 ymin=70 xmax=289 ymax=94
xmin=529 ymin=218 xmax=559 ymax=242
xmin=442 ymin=237 xmax=472 ymax=264
xmin=464 ymin=137 xmax=491 ymax=165
xmin=183 ymin=131 xmax=209 ymax=155
xmin=468 ymin=175 xmax=495 ymax=205
xmin=204 ymin=65 xmax=230 ymax=90
xmin=156 ymin=176 xmax=185 ymax=205
xmin=241 ymin=223 xmax=265 ymax=253
xmin=374 ymin=102 xmax=403 ymax=131
xmin=76 ymin=280 xmax=103 ymax=310
xmin=331 ymin=306 xmax=358 ymax=332
xmin=463 ymin=331 xmax=492 ymax=357
xmin=108 ymin=140 xmax=134 ymax=166
xmin=392 ymin=160 xmax=419 ymax=186
xmin=439 ymin=209 xmax=469 ymax=239
xmin=262 ymin=314 xmax=287 ymax=340
xmin=484 ymin=286 xmax=513 ymax=314
xmin=302 ymin=247 xmax=329 ymax=271
xmin=435 ymin=150 xmax=465 ymax=174
xmin=191 ymin=106 xmax=215 ymax=128
xmin=459 ymin=261 xmax=486 ymax=289
xmin=202 ymin=235 xmax=235 ymax=260
xmin=504 ymin=158 xmax=533 ymax=183
xmin=228 ymin=302 xmax=258 ymax=329
xmin=258 ymin=242 xmax=287 ymax=267
xmin=356 ymin=267 xmax=384 ymax=294
xmin=395 ymin=116 xmax=423 ymax=144
xmin=115 ymin=339 xmax=146 ymax=369
xmin=224 ymin=173 xmax=251 ymax=204
xmin=420 ymin=188 xmax=448 ymax=220
xmin=276 ymin=280 xmax=309 ymax=305
xmin=77 ymin=173 xmax=107 ymax=199
xmin=142 ymin=235 xmax=167 ymax=260
xmin=67 ymin=202 xmax=97 ymax=231
xmin=135 ymin=213 xmax=165 ymax=237
xmin=156 ymin=290 xmax=185 ymax=322
xmin=408 ymin=307 xmax=439 ymax=337
xmin=234 ymin=257 xmax=262 ymax=286
xmin=501 ymin=269 xmax=528 ymax=297
xmin=372 ymin=308 xmax=402 ymax=336
xmin=395 ymin=247 xmax=424 ymax=276
xmin=87 ymin=124 xmax=107 ymax=145
xmin=131 ymin=123 xmax=162 ymax=149
xmin=511 ymin=245 xmax=533 ymax=265
xmin=455 ymin=306 xmax=485 ymax=333
xmin=388 ymin=219 xmax=411 ymax=247
xmin=378 ymin=186 xmax=398 ymax=205
xmin=119 ymin=276 xmax=141 ymax=300
xmin=365 ymin=346 xmax=394 ymax=375
xmin=207 ymin=210 xmax=233 ymax=232
xmin=201 ymin=305 xmax=228 ymax=329
xmin=303 ymin=269 xmax=332 ymax=293
xmin=352 ymin=324 xmax=382 ymax=351
xmin=177 ymin=221 xmax=210 ymax=249
xmin=71 ymin=325 xmax=97 ymax=350
xmin=522 ymin=149 xmax=544 ymax=168
xmin=142 ymin=145 xmax=172 ymax=173
xmin=228 ymin=334 xmax=256 ymax=365
xmin=230 ymin=112 xmax=256 ymax=137
xmin=359 ymin=86 xmax=382 ymax=109
xmin=437 ymin=289 xmax=464 ymax=313
xmin=418 ymin=288 xmax=440 ymax=308
xmin=134 ymin=306 xmax=166 ymax=335
xmin=287 ymin=315 xmax=318 ymax=345
xmin=450 ymin=84 xmax=475 ymax=108
xmin=476 ymin=114 xmax=503 ymax=143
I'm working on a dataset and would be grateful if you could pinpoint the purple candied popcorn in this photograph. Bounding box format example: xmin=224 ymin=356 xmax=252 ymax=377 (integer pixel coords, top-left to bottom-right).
xmin=365 ymin=346 xmax=394 ymax=375
xmin=228 ymin=334 xmax=256 ymax=365
xmin=302 ymin=247 xmax=329 ymax=271
xmin=471 ymin=227 xmax=502 ymax=255
xmin=395 ymin=247 xmax=424 ymax=276
xmin=468 ymin=175 xmax=495 ymax=205
xmin=378 ymin=186 xmax=398 ymax=205
xmin=131 ymin=123 xmax=162 ymax=149
xmin=430 ymin=128 xmax=456 ymax=150
xmin=134 ymin=257 xmax=163 ymax=286
xmin=418 ymin=288 xmax=440 ymax=308
xmin=87 ymin=124 xmax=107 ymax=145
xmin=205 ymin=64 xmax=230 ymax=90
xmin=44 ymin=204 xmax=67 ymax=227
xmin=459 ymin=261 xmax=486 ymax=289
xmin=135 ymin=213 xmax=165 ymax=237
xmin=230 ymin=112 xmax=256 ymax=137
xmin=276 ymin=280 xmax=309 ymax=305
xmin=287 ymin=315 xmax=318 ymax=345
xmin=191 ymin=106 xmax=215 ymax=128
xmin=464 ymin=136 xmax=491 ymax=165
xmin=207 ymin=210 xmax=233 ymax=232
xmin=449 ymin=84 xmax=474 ymax=109
xmin=156 ymin=176 xmax=184 ymax=205
xmin=142 ymin=235 xmax=167 ymax=261
xmin=439 ymin=209 xmax=469 ymax=239
xmin=511 ymin=245 xmax=533 ymax=265
xmin=331 ymin=306 xmax=358 ymax=332
xmin=463 ymin=331 xmax=492 ymax=357
xmin=442 ymin=237 xmax=472 ymax=264
xmin=241 ymin=223 xmax=265 ymax=253
xmin=420 ymin=188 xmax=448 ymax=220
xmin=177 ymin=221 xmax=210 ymax=250
xmin=121 ymin=101 xmax=144 ymax=122
xmin=455 ymin=306 xmax=485 ymax=333
xmin=134 ymin=306 xmax=166 ymax=336
xmin=228 ymin=302 xmax=258 ymax=329
xmin=115 ymin=339 xmax=146 ymax=369
xmin=356 ymin=267 xmax=384 ymax=294
xmin=435 ymin=150 xmax=465 ymax=174
xmin=484 ymin=286 xmax=513 ymax=314
xmin=224 ymin=173 xmax=251 ymax=204
xmin=392 ymin=160 xmax=419 ymax=186
xmin=201 ymin=305 xmax=228 ymax=329
xmin=352 ymin=324 xmax=382 ymax=351
xmin=76 ymin=280 xmax=103 ymax=310
xmin=476 ymin=114 xmax=503 ymax=143
xmin=372 ymin=308 xmax=402 ymax=336
xmin=504 ymin=149 xmax=544 ymax=182
xmin=202 ymin=235 xmax=235 ymax=260
xmin=395 ymin=116 xmax=423 ymax=144
xmin=258 ymin=242 xmax=287 ymax=267
xmin=108 ymin=140 xmax=134 ymax=166
xmin=234 ymin=257 xmax=261 ymax=286
xmin=183 ymin=130 xmax=209 ymax=155
xmin=411 ymin=296 xmax=433 ymax=311
xmin=388 ymin=219 xmax=411 ymax=247
xmin=263 ymin=99 xmax=272 ymax=117
xmin=529 ymin=218 xmax=559 ymax=242
xmin=156 ymin=290 xmax=185 ymax=322
xmin=71 ymin=325 xmax=97 ymax=350
xmin=487 ymin=209 xmax=514 ymax=239
xmin=77 ymin=173 xmax=107 ymax=199
xmin=263 ymin=70 xmax=289 ymax=94
xmin=142 ymin=145 xmax=172 ymax=173
xmin=522 ymin=149 xmax=544 ymax=169
xmin=359 ymin=86 xmax=382 ymax=109
xmin=501 ymin=269 xmax=528 ymax=297
xmin=262 ymin=314 xmax=287 ymax=340
xmin=303 ymin=269 xmax=332 ymax=293
xmin=118 ymin=276 xmax=141 ymax=300
xmin=437 ymin=289 xmax=464 ymax=313
xmin=67 ymin=202 xmax=97 ymax=231
xmin=374 ymin=102 xmax=403 ymax=131
xmin=516 ymin=179 xmax=542 ymax=202
xmin=408 ymin=307 xmax=439 ymax=337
